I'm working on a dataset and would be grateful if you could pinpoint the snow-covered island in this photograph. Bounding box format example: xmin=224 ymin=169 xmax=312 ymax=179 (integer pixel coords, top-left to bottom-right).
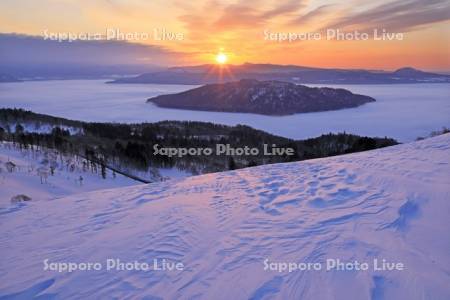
xmin=1 ymin=134 xmax=449 ymax=299
xmin=147 ymin=79 xmax=375 ymax=115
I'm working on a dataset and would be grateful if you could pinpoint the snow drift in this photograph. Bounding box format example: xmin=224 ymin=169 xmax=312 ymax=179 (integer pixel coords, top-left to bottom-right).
xmin=1 ymin=134 xmax=449 ymax=299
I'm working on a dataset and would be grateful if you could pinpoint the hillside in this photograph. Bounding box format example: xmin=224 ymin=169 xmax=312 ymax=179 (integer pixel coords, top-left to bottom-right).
xmin=147 ymin=79 xmax=375 ymax=115
xmin=0 ymin=142 xmax=140 ymax=205
xmin=1 ymin=108 xmax=397 ymax=181
xmin=1 ymin=134 xmax=449 ymax=299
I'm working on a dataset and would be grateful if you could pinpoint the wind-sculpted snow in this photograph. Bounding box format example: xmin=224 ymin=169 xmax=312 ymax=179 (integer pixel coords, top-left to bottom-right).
xmin=1 ymin=135 xmax=449 ymax=299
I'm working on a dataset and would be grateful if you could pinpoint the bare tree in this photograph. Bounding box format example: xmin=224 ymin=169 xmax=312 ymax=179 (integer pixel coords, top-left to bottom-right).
xmin=37 ymin=167 xmax=49 ymax=184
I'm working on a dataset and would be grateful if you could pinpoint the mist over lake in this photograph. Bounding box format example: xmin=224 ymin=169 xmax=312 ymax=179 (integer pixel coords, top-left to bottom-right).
xmin=1 ymin=79 xmax=449 ymax=142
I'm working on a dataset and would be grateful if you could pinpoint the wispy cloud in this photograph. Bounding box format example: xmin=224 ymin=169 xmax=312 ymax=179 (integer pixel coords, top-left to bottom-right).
xmin=326 ymin=0 xmax=450 ymax=31
xmin=179 ymin=0 xmax=305 ymax=32
xmin=260 ymin=0 xmax=305 ymax=19
xmin=288 ymin=4 xmax=335 ymax=27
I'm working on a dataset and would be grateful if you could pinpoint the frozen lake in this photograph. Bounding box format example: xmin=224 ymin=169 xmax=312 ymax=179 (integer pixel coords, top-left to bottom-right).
xmin=1 ymin=79 xmax=449 ymax=142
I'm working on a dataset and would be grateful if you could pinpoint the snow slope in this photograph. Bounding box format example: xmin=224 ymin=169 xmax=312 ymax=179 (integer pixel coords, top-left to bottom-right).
xmin=0 ymin=143 xmax=140 ymax=205
xmin=1 ymin=134 xmax=449 ymax=299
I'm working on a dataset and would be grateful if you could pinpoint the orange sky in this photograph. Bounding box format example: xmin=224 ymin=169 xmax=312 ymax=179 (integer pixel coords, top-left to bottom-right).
xmin=1 ymin=0 xmax=449 ymax=71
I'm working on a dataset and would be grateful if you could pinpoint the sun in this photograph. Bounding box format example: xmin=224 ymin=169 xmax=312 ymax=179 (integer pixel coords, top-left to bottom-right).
xmin=215 ymin=52 xmax=228 ymax=64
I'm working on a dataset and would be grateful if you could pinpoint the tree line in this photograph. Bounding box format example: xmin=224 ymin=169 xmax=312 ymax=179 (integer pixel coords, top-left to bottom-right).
xmin=0 ymin=108 xmax=398 ymax=180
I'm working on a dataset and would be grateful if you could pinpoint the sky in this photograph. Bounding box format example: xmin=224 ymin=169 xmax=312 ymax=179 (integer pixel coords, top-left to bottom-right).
xmin=0 ymin=0 xmax=449 ymax=71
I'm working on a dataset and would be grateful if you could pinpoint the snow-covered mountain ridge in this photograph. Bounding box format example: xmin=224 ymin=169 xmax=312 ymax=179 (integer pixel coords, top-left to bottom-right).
xmin=1 ymin=134 xmax=449 ymax=299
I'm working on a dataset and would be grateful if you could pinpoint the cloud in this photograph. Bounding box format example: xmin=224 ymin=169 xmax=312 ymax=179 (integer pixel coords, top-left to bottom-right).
xmin=213 ymin=3 xmax=265 ymax=30
xmin=0 ymin=33 xmax=188 ymax=66
xmin=325 ymin=0 xmax=450 ymax=32
xmin=179 ymin=0 xmax=305 ymax=33
xmin=176 ymin=0 xmax=308 ymax=58
xmin=260 ymin=0 xmax=305 ymax=19
xmin=289 ymin=4 xmax=334 ymax=27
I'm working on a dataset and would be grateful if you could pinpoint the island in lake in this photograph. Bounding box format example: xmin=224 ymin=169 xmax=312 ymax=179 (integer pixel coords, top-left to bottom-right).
xmin=147 ymin=79 xmax=376 ymax=116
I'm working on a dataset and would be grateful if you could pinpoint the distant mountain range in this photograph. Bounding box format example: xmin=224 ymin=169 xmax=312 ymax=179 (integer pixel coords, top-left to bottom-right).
xmin=0 ymin=63 xmax=162 ymax=81
xmin=110 ymin=63 xmax=450 ymax=85
xmin=0 ymin=74 xmax=21 ymax=83
xmin=147 ymin=79 xmax=375 ymax=115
